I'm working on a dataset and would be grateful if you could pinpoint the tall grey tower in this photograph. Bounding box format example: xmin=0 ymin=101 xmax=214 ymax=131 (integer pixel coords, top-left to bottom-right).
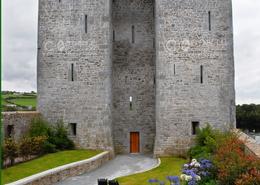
xmin=153 ymin=0 xmax=236 ymax=156
xmin=38 ymin=0 xmax=235 ymax=156
xmin=37 ymin=0 xmax=114 ymax=151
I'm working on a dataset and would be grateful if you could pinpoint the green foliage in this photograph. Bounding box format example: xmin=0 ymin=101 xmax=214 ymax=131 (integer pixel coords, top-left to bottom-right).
xmin=1 ymin=91 xmax=37 ymax=111
xmin=28 ymin=117 xmax=50 ymax=137
xmin=42 ymin=141 xmax=57 ymax=153
xmin=19 ymin=136 xmax=48 ymax=159
xmin=2 ymin=105 xmax=18 ymax=112
xmin=28 ymin=117 xmax=74 ymax=152
xmin=199 ymin=179 xmax=218 ymax=185
xmin=213 ymin=135 xmax=260 ymax=185
xmin=4 ymin=139 xmax=18 ymax=166
xmin=48 ymin=120 xmax=74 ymax=150
xmin=117 ymin=157 xmax=186 ymax=185
xmin=236 ymin=104 xmax=260 ymax=132
xmin=189 ymin=124 xmax=235 ymax=160
xmin=189 ymin=124 xmax=219 ymax=159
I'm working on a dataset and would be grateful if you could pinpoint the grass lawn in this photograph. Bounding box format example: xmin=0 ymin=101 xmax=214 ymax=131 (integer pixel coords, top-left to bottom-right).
xmin=117 ymin=157 xmax=187 ymax=185
xmin=1 ymin=96 xmax=8 ymax=105
xmin=9 ymin=97 xmax=37 ymax=107
xmin=3 ymin=150 xmax=102 ymax=184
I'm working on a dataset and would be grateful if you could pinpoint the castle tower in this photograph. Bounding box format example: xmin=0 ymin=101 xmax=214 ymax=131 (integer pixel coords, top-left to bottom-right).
xmin=154 ymin=0 xmax=236 ymax=156
xmin=37 ymin=0 xmax=114 ymax=151
xmin=112 ymin=0 xmax=156 ymax=154
xmin=38 ymin=0 xmax=235 ymax=156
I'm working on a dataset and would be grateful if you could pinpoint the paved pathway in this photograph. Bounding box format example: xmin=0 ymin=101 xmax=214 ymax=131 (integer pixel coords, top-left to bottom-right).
xmin=56 ymin=154 xmax=158 ymax=185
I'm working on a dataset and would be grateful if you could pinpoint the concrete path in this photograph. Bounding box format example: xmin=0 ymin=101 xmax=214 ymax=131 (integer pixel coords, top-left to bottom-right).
xmin=56 ymin=154 xmax=159 ymax=185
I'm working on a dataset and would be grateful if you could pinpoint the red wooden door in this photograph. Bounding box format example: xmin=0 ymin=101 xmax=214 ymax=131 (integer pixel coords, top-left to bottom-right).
xmin=130 ymin=132 xmax=140 ymax=153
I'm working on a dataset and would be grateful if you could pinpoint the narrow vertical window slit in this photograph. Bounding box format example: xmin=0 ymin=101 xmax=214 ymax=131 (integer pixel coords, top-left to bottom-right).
xmin=71 ymin=63 xmax=74 ymax=82
xmin=132 ymin=25 xmax=135 ymax=43
xmin=208 ymin=11 xmax=211 ymax=31
xmin=85 ymin=15 xmax=88 ymax=33
xmin=113 ymin=30 xmax=115 ymax=42
xmin=200 ymin=65 xmax=203 ymax=84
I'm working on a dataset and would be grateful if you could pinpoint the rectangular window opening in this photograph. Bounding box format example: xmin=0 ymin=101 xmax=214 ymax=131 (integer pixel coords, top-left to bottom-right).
xmin=7 ymin=125 xmax=14 ymax=138
xmin=174 ymin=64 xmax=176 ymax=75
xmin=200 ymin=65 xmax=203 ymax=84
xmin=85 ymin=15 xmax=88 ymax=33
xmin=70 ymin=123 xmax=77 ymax=136
xmin=132 ymin=25 xmax=135 ymax=44
xmin=192 ymin=122 xmax=199 ymax=135
xmin=208 ymin=11 xmax=211 ymax=31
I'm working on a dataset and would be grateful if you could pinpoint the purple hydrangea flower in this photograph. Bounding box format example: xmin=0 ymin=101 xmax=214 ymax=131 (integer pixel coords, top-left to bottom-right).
xmin=148 ymin=179 xmax=159 ymax=183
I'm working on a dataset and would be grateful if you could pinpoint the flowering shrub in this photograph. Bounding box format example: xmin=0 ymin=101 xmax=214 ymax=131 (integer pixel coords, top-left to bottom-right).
xmin=180 ymin=159 xmax=215 ymax=185
xmin=148 ymin=176 xmax=180 ymax=185
xmin=235 ymin=168 xmax=260 ymax=185
xmin=28 ymin=118 xmax=74 ymax=151
xmin=3 ymin=138 xmax=18 ymax=166
xmin=148 ymin=179 xmax=166 ymax=185
xmin=19 ymin=136 xmax=48 ymax=160
xmin=167 ymin=176 xmax=180 ymax=185
xmin=214 ymin=135 xmax=260 ymax=185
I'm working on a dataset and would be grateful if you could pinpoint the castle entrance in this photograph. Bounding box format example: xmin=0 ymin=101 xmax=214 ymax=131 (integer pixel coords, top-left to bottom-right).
xmin=130 ymin=132 xmax=140 ymax=153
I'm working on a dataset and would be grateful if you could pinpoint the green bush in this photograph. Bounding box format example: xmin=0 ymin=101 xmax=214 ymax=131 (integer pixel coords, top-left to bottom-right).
xmin=4 ymin=139 xmax=18 ymax=166
xmin=19 ymin=137 xmax=32 ymax=160
xmin=28 ymin=117 xmax=51 ymax=137
xmin=43 ymin=141 xmax=57 ymax=153
xmin=31 ymin=136 xmax=48 ymax=155
xmin=188 ymin=124 xmax=232 ymax=159
xmin=19 ymin=136 xmax=48 ymax=159
xmin=27 ymin=118 xmax=74 ymax=152
xmin=48 ymin=120 xmax=74 ymax=150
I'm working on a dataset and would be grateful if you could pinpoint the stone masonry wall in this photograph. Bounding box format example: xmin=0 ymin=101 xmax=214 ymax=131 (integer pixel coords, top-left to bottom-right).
xmin=7 ymin=151 xmax=111 ymax=185
xmin=2 ymin=112 xmax=40 ymax=141
xmin=37 ymin=0 xmax=236 ymax=156
xmin=112 ymin=0 xmax=156 ymax=154
xmin=154 ymin=0 xmax=236 ymax=156
xmin=37 ymin=0 xmax=114 ymax=151
xmin=234 ymin=129 xmax=260 ymax=159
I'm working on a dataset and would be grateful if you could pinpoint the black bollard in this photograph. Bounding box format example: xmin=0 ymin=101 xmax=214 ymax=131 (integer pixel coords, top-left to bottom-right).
xmin=98 ymin=179 xmax=108 ymax=185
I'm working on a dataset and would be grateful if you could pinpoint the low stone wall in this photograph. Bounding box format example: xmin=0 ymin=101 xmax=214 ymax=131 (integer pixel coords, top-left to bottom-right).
xmin=2 ymin=111 xmax=41 ymax=140
xmin=235 ymin=129 xmax=260 ymax=159
xmin=6 ymin=151 xmax=112 ymax=185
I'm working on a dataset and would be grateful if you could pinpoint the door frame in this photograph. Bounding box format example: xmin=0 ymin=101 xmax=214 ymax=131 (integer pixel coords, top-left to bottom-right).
xmin=130 ymin=131 xmax=140 ymax=153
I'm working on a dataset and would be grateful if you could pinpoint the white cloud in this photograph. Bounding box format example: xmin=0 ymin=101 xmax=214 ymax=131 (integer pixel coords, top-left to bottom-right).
xmin=233 ymin=0 xmax=260 ymax=104
xmin=2 ymin=0 xmax=38 ymax=92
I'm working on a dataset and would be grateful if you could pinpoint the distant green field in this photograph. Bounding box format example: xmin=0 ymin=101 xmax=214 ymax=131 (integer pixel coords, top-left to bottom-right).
xmin=9 ymin=98 xmax=37 ymax=107
xmin=2 ymin=96 xmax=8 ymax=105
xmin=1 ymin=92 xmax=37 ymax=111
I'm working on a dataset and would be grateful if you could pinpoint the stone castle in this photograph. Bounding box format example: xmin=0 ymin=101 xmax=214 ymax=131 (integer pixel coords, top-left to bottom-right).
xmin=37 ymin=0 xmax=236 ymax=156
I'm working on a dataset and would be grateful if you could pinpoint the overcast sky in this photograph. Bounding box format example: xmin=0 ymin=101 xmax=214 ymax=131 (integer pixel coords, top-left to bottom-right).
xmin=2 ymin=0 xmax=260 ymax=105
